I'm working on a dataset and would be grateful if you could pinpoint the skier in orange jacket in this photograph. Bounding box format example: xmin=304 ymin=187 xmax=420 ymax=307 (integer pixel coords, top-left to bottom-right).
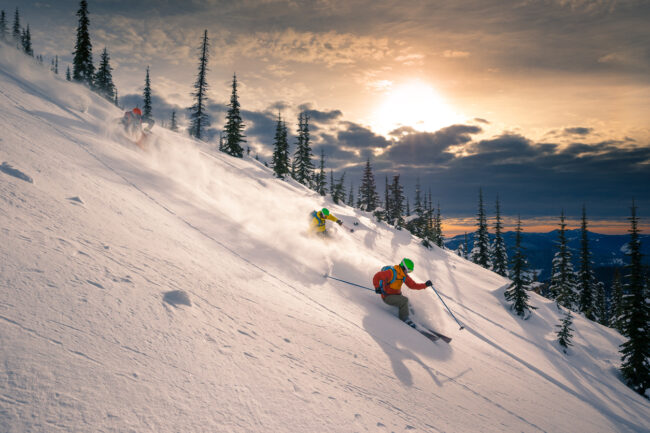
xmin=373 ymin=258 xmax=432 ymax=327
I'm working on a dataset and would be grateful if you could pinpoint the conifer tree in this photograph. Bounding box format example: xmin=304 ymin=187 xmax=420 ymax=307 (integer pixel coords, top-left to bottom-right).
xmin=72 ymin=0 xmax=95 ymax=87
xmin=348 ymin=182 xmax=355 ymax=207
xmin=331 ymin=172 xmax=346 ymax=204
xmin=548 ymin=210 xmax=578 ymax=310
xmin=66 ymin=66 xmax=72 ymax=81
xmin=578 ymin=205 xmax=599 ymax=320
xmin=170 ymin=111 xmax=179 ymax=132
xmin=609 ymin=269 xmax=625 ymax=332
xmin=271 ymin=113 xmax=290 ymax=179
xmin=359 ymin=158 xmax=379 ymax=212
xmin=491 ymin=195 xmax=508 ymax=276
xmin=51 ymin=55 xmax=59 ymax=75
xmin=12 ymin=8 xmax=20 ymax=47
xmin=619 ymin=201 xmax=650 ymax=396
xmin=223 ymin=74 xmax=246 ymax=157
xmin=143 ymin=66 xmax=153 ymax=122
xmin=387 ymin=174 xmax=405 ymax=228
xmin=94 ymin=47 xmax=116 ymax=101
xmin=21 ymin=25 xmax=33 ymax=56
xmin=434 ymin=203 xmax=444 ymax=248
xmin=463 ymin=232 xmax=470 ymax=260
xmin=114 ymin=88 xmax=119 ymax=107
xmin=471 ymin=188 xmax=491 ymax=268
xmin=314 ymin=149 xmax=327 ymax=196
xmin=188 ymin=30 xmax=210 ymax=140
xmin=504 ymin=216 xmax=535 ymax=317
xmin=292 ymin=112 xmax=314 ymax=185
xmin=407 ymin=180 xmax=426 ymax=240
xmin=0 ymin=10 xmax=7 ymax=42
xmin=556 ymin=309 xmax=575 ymax=353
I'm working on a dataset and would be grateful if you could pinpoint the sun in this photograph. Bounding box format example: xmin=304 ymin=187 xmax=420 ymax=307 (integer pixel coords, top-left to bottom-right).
xmin=371 ymin=80 xmax=462 ymax=136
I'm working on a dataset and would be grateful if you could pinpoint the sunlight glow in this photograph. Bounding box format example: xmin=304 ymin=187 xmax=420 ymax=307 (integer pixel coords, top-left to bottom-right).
xmin=371 ymin=80 xmax=462 ymax=136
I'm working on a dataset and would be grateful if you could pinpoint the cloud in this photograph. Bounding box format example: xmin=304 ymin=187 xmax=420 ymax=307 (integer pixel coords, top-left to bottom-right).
xmin=564 ymin=127 xmax=593 ymax=136
xmin=336 ymin=122 xmax=392 ymax=150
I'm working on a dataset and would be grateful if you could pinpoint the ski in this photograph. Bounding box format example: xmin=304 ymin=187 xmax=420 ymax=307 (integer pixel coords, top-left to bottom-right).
xmin=413 ymin=323 xmax=452 ymax=344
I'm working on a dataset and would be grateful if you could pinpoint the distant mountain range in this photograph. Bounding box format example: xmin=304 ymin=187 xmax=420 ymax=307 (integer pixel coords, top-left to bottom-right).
xmin=444 ymin=229 xmax=650 ymax=285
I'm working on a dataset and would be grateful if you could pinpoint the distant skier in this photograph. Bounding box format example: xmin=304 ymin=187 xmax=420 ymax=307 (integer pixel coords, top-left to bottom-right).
xmin=121 ymin=107 xmax=154 ymax=148
xmin=373 ymin=258 xmax=432 ymax=328
xmin=310 ymin=208 xmax=343 ymax=236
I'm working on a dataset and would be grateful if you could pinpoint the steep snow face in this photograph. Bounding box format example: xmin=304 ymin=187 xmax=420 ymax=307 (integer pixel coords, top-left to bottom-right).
xmin=1 ymin=44 xmax=649 ymax=433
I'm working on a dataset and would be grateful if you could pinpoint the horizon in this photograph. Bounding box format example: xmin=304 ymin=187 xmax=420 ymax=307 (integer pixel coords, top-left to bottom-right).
xmin=3 ymin=0 xmax=649 ymax=227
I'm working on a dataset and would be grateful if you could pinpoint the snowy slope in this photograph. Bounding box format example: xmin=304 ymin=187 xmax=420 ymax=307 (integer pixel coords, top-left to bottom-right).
xmin=1 ymin=44 xmax=649 ymax=433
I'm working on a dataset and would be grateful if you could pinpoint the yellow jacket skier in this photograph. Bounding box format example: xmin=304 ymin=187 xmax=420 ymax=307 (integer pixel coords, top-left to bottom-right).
xmin=310 ymin=208 xmax=343 ymax=234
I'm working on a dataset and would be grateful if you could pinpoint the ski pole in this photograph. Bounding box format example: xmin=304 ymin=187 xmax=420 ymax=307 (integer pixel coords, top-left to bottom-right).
xmin=431 ymin=285 xmax=464 ymax=330
xmin=323 ymin=274 xmax=374 ymax=292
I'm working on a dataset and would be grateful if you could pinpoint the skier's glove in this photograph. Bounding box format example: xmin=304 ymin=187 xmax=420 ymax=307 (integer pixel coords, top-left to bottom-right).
xmin=336 ymin=220 xmax=343 ymax=225
xmin=374 ymin=286 xmax=382 ymax=294
xmin=425 ymin=280 xmax=433 ymax=287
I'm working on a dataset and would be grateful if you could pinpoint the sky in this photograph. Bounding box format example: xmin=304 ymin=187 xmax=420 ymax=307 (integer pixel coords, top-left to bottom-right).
xmin=4 ymin=0 xmax=650 ymax=234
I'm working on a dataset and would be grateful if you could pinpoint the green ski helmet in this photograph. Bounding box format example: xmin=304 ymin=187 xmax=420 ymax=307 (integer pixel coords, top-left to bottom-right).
xmin=321 ymin=208 xmax=330 ymax=216
xmin=400 ymin=258 xmax=414 ymax=273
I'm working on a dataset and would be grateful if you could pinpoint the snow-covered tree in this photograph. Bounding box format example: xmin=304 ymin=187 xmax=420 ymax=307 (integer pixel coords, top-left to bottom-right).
xmin=619 ymin=201 xmax=650 ymax=396
xmin=188 ymin=30 xmax=210 ymax=140
xmin=72 ymin=1 xmax=95 ymax=87
xmin=491 ymin=195 xmax=508 ymax=277
xmin=609 ymin=269 xmax=625 ymax=332
xmin=548 ymin=210 xmax=578 ymax=310
xmin=12 ymin=8 xmax=20 ymax=47
xmin=223 ymin=74 xmax=246 ymax=157
xmin=406 ymin=179 xmax=425 ymax=239
xmin=504 ymin=216 xmax=535 ymax=318
xmin=556 ymin=309 xmax=575 ymax=354
xmin=471 ymin=188 xmax=491 ymax=268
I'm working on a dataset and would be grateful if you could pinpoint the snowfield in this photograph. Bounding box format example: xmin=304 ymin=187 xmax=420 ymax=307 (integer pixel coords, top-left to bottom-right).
xmin=1 ymin=44 xmax=649 ymax=432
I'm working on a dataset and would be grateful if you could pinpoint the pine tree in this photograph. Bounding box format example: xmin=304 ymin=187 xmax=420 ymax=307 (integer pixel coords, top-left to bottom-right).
xmin=271 ymin=113 xmax=290 ymax=179
xmin=143 ymin=66 xmax=153 ymax=122
xmin=619 ymin=201 xmax=650 ymax=396
xmin=0 ymin=10 xmax=7 ymax=42
xmin=52 ymin=55 xmax=59 ymax=75
xmin=578 ymin=205 xmax=598 ymax=320
xmin=594 ymin=278 xmax=608 ymax=326
xmin=504 ymin=216 xmax=535 ymax=317
xmin=348 ymin=182 xmax=355 ymax=207
xmin=21 ymin=25 xmax=33 ymax=56
xmin=406 ymin=179 xmax=425 ymax=239
xmin=331 ymin=172 xmax=346 ymax=204
xmin=359 ymin=158 xmax=379 ymax=212
xmin=114 ymin=89 xmax=119 ymax=107
xmin=292 ymin=112 xmax=314 ymax=185
xmin=12 ymin=8 xmax=20 ymax=47
xmin=471 ymin=188 xmax=491 ymax=268
xmin=463 ymin=232 xmax=470 ymax=260
xmin=556 ymin=309 xmax=575 ymax=354
xmin=223 ymin=74 xmax=246 ymax=157
xmin=548 ymin=210 xmax=578 ymax=310
xmin=66 ymin=66 xmax=71 ymax=81
xmin=387 ymin=174 xmax=405 ymax=228
xmin=170 ymin=111 xmax=179 ymax=132
xmin=72 ymin=0 xmax=95 ymax=87
xmin=188 ymin=30 xmax=210 ymax=140
xmin=491 ymin=195 xmax=508 ymax=276
xmin=315 ymin=149 xmax=327 ymax=196
xmin=94 ymin=48 xmax=116 ymax=101
xmin=610 ymin=269 xmax=625 ymax=332
xmin=434 ymin=203 xmax=444 ymax=248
